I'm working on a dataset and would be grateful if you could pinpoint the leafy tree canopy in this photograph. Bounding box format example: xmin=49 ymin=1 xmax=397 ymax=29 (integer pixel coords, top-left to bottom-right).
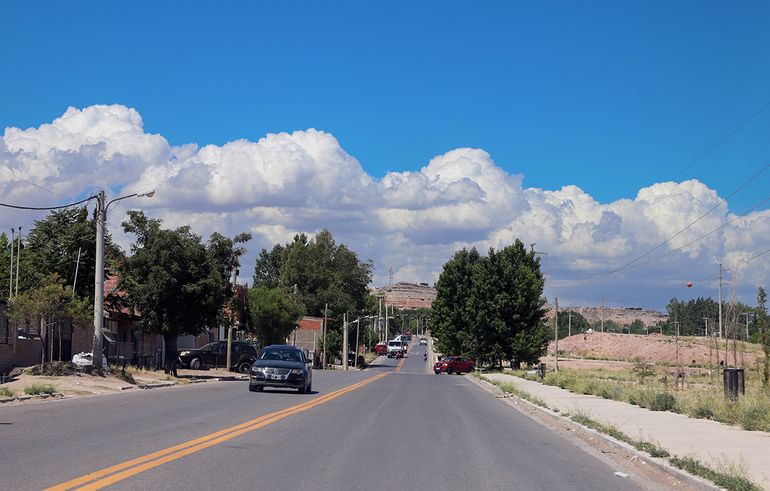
xmin=253 ymin=229 xmax=372 ymax=319
xmin=119 ymin=211 xmax=250 ymax=371
xmin=248 ymin=286 xmax=305 ymax=346
xmin=432 ymin=240 xmax=547 ymax=368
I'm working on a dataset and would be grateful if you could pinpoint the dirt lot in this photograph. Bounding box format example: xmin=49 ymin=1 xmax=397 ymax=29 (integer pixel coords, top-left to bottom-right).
xmin=549 ymin=332 xmax=762 ymax=367
xmin=0 ymin=367 xmax=245 ymax=402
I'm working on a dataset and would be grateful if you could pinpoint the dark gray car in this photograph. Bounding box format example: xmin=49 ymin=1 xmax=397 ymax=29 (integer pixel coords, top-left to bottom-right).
xmin=249 ymin=345 xmax=313 ymax=393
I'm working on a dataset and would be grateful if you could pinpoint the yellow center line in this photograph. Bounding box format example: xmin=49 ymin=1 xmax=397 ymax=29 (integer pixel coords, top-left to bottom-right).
xmin=47 ymin=372 xmax=389 ymax=491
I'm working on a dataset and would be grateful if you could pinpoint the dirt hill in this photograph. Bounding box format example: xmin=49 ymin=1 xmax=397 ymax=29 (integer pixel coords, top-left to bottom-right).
xmin=549 ymin=332 xmax=762 ymax=367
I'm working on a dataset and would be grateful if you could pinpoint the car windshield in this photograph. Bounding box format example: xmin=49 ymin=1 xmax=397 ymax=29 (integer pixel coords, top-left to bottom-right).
xmin=388 ymin=341 xmax=401 ymax=347
xmin=260 ymin=348 xmax=302 ymax=362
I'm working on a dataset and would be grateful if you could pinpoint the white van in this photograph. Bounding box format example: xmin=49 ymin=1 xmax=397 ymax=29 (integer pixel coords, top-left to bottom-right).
xmin=387 ymin=339 xmax=404 ymax=358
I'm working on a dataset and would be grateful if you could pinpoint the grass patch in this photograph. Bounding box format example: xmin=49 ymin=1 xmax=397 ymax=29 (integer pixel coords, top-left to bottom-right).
xmin=0 ymin=386 xmax=14 ymax=397
xmin=481 ymin=376 xmax=550 ymax=410
xmin=24 ymin=384 xmax=56 ymax=395
xmin=569 ymin=411 xmax=758 ymax=490
xmin=27 ymin=362 xmax=77 ymax=377
xmin=108 ymin=365 xmax=137 ymax=385
xmin=669 ymin=456 xmax=760 ymax=491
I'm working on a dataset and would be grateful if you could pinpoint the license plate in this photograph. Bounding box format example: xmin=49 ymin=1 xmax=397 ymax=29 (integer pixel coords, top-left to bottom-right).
xmin=270 ymin=374 xmax=283 ymax=380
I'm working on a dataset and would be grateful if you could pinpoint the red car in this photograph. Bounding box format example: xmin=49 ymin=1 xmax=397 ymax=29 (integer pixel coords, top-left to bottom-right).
xmin=375 ymin=342 xmax=388 ymax=356
xmin=433 ymin=356 xmax=474 ymax=375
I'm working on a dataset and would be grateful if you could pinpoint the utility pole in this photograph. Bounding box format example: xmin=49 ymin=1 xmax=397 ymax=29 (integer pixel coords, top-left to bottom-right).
xmin=378 ymin=297 xmax=382 ymax=343
xmin=554 ymin=298 xmax=559 ymax=373
xmin=718 ymin=263 xmax=723 ymax=338
xmin=740 ymin=312 xmax=752 ymax=341
xmin=342 ymin=313 xmax=349 ymax=371
xmin=15 ymin=226 xmax=21 ymax=297
xmin=354 ymin=317 xmax=360 ymax=368
xmin=601 ymin=297 xmax=605 ymax=332
xmin=8 ymin=228 xmax=14 ymax=300
xmin=225 ymin=268 xmax=237 ymax=372
xmin=92 ymin=191 xmax=106 ymax=369
xmin=384 ymin=303 xmax=389 ymax=341
xmin=703 ymin=317 xmax=709 ymax=337
xmin=323 ymin=303 xmax=328 ymax=369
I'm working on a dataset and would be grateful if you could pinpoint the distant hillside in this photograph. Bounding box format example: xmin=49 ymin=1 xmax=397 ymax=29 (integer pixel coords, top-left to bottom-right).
xmin=373 ymin=282 xmax=436 ymax=310
xmin=545 ymin=304 xmax=668 ymax=327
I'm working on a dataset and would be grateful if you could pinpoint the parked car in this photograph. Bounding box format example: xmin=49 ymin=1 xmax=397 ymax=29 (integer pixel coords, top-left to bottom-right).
xmin=249 ymin=345 xmax=312 ymax=393
xmin=433 ymin=356 xmax=474 ymax=375
xmin=419 ymin=338 xmax=428 ymax=346
xmin=178 ymin=341 xmax=258 ymax=373
xmin=375 ymin=342 xmax=388 ymax=355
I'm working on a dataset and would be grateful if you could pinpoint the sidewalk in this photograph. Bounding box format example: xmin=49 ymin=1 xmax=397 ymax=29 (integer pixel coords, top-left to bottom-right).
xmin=484 ymin=372 xmax=770 ymax=489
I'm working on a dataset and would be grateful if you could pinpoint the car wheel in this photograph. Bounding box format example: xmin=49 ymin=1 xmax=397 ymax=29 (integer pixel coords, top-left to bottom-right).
xmin=307 ymin=383 xmax=312 ymax=393
xmin=249 ymin=384 xmax=257 ymax=392
xmin=298 ymin=382 xmax=307 ymax=394
xmin=189 ymin=358 xmax=202 ymax=370
xmin=238 ymin=362 xmax=251 ymax=374
xmin=447 ymin=367 xmax=453 ymax=375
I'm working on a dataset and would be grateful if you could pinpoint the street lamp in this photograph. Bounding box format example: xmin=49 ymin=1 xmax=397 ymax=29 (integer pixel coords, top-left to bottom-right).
xmin=92 ymin=189 xmax=154 ymax=368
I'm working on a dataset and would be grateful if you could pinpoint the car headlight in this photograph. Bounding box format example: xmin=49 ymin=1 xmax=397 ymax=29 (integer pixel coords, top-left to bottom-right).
xmin=290 ymin=369 xmax=303 ymax=375
xmin=179 ymin=351 xmax=190 ymax=356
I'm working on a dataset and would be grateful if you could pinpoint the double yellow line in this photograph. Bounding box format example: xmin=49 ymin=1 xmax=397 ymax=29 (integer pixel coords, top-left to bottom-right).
xmin=47 ymin=372 xmax=389 ymax=491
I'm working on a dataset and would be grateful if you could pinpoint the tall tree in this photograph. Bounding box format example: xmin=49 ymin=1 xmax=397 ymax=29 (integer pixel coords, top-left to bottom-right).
xmin=119 ymin=211 xmax=250 ymax=375
xmin=432 ymin=241 xmax=548 ymax=368
xmin=254 ymin=229 xmax=372 ymax=318
xmin=23 ymin=207 xmax=123 ymax=301
xmin=248 ymin=286 xmax=305 ymax=345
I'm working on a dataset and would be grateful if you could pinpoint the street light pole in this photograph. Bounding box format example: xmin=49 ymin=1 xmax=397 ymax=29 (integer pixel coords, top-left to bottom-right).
xmin=92 ymin=189 xmax=154 ymax=369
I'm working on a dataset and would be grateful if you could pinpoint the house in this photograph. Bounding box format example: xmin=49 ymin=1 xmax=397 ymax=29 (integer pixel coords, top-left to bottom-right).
xmin=287 ymin=316 xmax=323 ymax=357
xmin=0 ymin=301 xmax=13 ymax=374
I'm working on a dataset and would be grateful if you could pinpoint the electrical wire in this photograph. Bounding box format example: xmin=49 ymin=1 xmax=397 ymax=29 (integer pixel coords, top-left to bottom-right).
xmin=616 ymin=195 xmax=770 ymax=273
xmin=0 ymin=166 xmax=70 ymax=200
xmin=674 ymin=99 xmax=770 ymax=179
xmin=0 ymin=194 xmax=96 ymax=211
xmin=577 ymin=163 xmax=770 ymax=285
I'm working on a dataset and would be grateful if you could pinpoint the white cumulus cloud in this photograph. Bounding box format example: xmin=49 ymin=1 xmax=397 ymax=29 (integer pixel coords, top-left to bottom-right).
xmin=1 ymin=104 xmax=768 ymax=310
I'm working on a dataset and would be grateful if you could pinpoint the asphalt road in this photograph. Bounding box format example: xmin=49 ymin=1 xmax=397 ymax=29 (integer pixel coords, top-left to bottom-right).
xmin=1 ymin=343 xmax=646 ymax=490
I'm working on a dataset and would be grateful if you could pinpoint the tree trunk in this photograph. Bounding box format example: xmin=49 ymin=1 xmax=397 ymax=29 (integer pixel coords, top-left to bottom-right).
xmin=763 ymin=352 xmax=769 ymax=388
xmin=163 ymin=332 xmax=178 ymax=377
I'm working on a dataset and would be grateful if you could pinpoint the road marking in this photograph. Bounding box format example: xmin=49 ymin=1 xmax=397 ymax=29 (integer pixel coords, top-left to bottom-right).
xmin=47 ymin=372 xmax=389 ymax=491
xmin=395 ymin=355 xmax=406 ymax=373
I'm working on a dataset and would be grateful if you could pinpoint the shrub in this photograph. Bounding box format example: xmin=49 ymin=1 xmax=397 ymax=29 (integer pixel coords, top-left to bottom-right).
xmin=595 ymin=381 xmax=623 ymax=400
xmin=739 ymin=396 xmax=770 ymax=432
xmin=0 ymin=386 xmax=14 ymax=397
xmin=27 ymin=361 xmax=77 ymax=376
xmin=631 ymin=357 xmax=656 ymax=383
xmin=648 ymin=391 xmax=677 ymax=412
xmin=24 ymin=384 xmax=56 ymax=395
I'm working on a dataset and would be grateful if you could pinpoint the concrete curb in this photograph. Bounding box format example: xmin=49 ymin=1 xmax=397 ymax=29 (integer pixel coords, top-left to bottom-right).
xmin=0 ymin=392 xmax=65 ymax=403
xmin=467 ymin=374 xmax=720 ymax=491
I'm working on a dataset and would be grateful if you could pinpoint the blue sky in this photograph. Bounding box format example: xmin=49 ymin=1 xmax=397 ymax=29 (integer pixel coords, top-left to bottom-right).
xmin=3 ymin=1 xmax=769 ymax=209
xmin=1 ymin=1 xmax=769 ymax=309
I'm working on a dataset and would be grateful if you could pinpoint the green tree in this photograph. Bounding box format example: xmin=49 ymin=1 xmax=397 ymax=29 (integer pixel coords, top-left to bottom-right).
xmin=756 ymin=287 xmax=769 ymax=387
xmin=7 ymin=273 xmax=90 ymax=367
xmin=254 ymin=229 xmax=372 ymax=319
xmin=23 ymin=207 xmax=123 ymax=301
xmin=119 ymin=211 xmax=250 ymax=375
xmin=432 ymin=240 xmax=547 ymax=368
xmin=248 ymin=286 xmax=305 ymax=346
xmin=554 ymin=310 xmax=590 ymax=339
xmin=431 ymin=248 xmax=480 ymax=358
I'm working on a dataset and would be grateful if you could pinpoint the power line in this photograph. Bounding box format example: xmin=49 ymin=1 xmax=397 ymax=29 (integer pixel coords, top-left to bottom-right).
xmin=578 ymin=163 xmax=770 ymax=285
xmin=619 ymin=194 xmax=770 ymax=272
xmin=674 ymin=99 xmax=770 ymax=179
xmin=0 ymin=166 xmax=70 ymax=200
xmin=0 ymin=195 xmax=96 ymax=211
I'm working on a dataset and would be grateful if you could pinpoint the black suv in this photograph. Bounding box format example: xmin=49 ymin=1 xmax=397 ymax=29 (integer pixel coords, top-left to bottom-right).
xmin=178 ymin=341 xmax=258 ymax=373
